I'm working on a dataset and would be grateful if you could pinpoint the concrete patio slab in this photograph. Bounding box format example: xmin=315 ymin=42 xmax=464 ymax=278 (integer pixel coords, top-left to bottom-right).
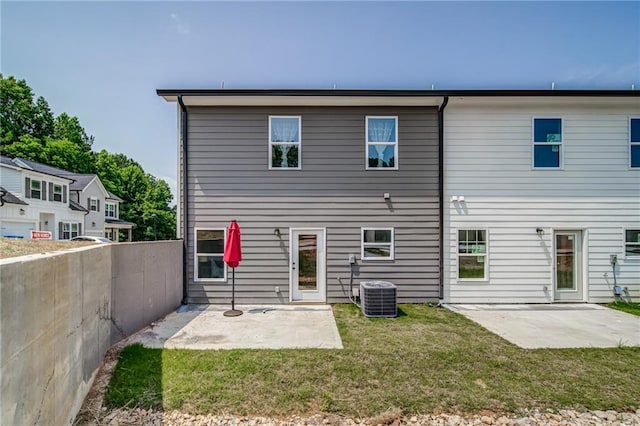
xmin=446 ymin=304 xmax=640 ymax=349
xmin=133 ymin=305 xmax=343 ymax=350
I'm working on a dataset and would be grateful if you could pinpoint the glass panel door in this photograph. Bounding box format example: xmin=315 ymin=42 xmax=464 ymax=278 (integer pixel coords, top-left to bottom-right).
xmin=554 ymin=231 xmax=583 ymax=302
xmin=290 ymin=229 xmax=326 ymax=302
xmin=297 ymin=234 xmax=318 ymax=291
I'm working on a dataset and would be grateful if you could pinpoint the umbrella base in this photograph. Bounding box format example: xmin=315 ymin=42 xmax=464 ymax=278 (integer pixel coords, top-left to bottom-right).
xmin=223 ymin=309 xmax=243 ymax=317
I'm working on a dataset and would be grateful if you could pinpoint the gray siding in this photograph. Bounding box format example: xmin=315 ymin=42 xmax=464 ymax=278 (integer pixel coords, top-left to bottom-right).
xmin=185 ymin=106 xmax=440 ymax=303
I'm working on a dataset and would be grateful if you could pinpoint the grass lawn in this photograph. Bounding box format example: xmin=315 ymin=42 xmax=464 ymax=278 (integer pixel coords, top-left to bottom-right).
xmin=105 ymin=304 xmax=639 ymax=417
xmin=607 ymin=302 xmax=640 ymax=316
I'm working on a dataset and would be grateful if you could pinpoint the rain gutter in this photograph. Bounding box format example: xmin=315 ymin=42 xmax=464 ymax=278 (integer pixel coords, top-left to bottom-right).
xmin=177 ymin=94 xmax=189 ymax=305
xmin=438 ymin=96 xmax=449 ymax=301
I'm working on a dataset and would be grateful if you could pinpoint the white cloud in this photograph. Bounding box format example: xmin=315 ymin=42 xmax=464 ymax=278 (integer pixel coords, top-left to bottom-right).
xmin=170 ymin=13 xmax=190 ymax=35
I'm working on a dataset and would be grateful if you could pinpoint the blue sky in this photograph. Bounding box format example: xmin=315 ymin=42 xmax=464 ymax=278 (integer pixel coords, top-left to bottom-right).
xmin=2 ymin=1 xmax=639 ymax=200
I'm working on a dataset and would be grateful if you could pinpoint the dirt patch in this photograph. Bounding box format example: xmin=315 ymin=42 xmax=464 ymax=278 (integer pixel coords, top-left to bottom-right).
xmin=0 ymin=237 xmax=95 ymax=259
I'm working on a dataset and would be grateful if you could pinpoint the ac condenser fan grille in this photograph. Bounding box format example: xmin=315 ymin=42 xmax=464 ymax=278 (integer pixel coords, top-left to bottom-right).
xmin=360 ymin=281 xmax=397 ymax=318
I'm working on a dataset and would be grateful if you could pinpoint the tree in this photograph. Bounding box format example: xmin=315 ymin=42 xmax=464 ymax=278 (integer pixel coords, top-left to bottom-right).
xmin=0 ymin=74 xmax=38 ymax=145
xmin=53 ymin=113 xmax=94 ymax=152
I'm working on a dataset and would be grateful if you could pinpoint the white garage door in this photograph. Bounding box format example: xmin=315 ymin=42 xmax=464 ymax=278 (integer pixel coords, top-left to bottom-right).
xmin=1 ymin=221 xmax=36 ymax=239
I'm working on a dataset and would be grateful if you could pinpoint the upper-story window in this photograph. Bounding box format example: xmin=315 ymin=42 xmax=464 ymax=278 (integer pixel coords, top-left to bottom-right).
xmin=89 ymin=197 xmax=99 ymax=212
xmin=30 ymin=179 xmax=42 ymax=199
xmin=269 ymin=116 xmax=301 ymax=169
xmin=630 ymin=118 xmax=640 ymax=168
xmin=533 ymin=118 xmax=562 ymax=169
xmin=366 ymin=116 xmax=398 ymax=169
xmin=105 ymin=202 xmax=116 ymax=218
xmin=53 ymin=184 xmax=63 ymax=202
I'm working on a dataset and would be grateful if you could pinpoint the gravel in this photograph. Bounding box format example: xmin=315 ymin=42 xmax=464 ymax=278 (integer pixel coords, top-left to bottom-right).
xmin=83 ymin=408 xmax=640 ymax=425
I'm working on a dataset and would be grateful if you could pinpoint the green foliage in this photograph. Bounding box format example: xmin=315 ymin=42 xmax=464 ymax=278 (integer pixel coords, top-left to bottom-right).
xmin=0 ymin=74 xmax=176 ymax=240
xmin=607 ymin=302 xmax=640 ymax=316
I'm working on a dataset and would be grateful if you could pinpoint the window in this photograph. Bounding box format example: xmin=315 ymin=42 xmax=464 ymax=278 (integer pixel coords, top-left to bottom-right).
xmin=62 ymin=223 xmax=80 ymax=240
xmin=630 ymin=118 xmax=640 ymax=168
xmin=458 ymin=229 xmax=487 ymax=280
xmin=195 ymin=228 xmax=226 ymax=280
xmin=31 ymin=180 xmax=41 ymax=199
xmin=366 ymin=116 xmax=398 ymax=169
xmin=533 ymin=118 xmax=562 ymax=169
xmin=625 ymin=229 xmax=640 ymax=257
xmin=361 ymin=228 xmax=394 ymax=260
xmin=90 ymin=198 xmax=98 ymax=211
xmin=105 ymin=203 xmax=116 ymax=218
xmin=269 ymin=116 xmax=301 ymax=169
xmin=53 ymin=184 xmax=62 ymax=202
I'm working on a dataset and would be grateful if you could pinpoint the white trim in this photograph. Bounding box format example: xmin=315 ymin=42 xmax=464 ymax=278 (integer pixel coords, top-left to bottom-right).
xmin=104 ymin=202 xmax=117 ymax=218
xmin=629 ymin=117 xmax=640 ymax=169
xmin=289 ymin=227 xmax=327 ymax=303
xmin=60 ymin=221 xmax=81 ymax=240
xmin=552 ymin=230 xmax=585 ymax=302
xmin=360 ymin=227 xmax=395 ymax=261
xmin=532 ymin=117 xmax=564 ymax=170
xmin=89 ymin=197 xmax=98 ymax=212
xmin=193 ymin=227 xmax=227 ymax=282
xmin=365 ymin=116 xmax=399 ymax=170
xmin=624 ymin=227 xmax=640 ymax=259
xmin=456 ymin=228 xmax=489 ymax=282
xmin=268 ymin=115 xmax=302 ymax=170
xmin=52 ymin=183 xmax=63 ymax=202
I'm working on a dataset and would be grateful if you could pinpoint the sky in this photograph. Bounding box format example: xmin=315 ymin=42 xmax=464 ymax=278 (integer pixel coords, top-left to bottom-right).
xmin=2 ymin=1 xmax=639 ymax=201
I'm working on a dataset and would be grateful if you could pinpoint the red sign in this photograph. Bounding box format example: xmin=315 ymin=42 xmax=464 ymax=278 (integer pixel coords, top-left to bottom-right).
xmin=31 ymin=231 xmax=52 ymax=240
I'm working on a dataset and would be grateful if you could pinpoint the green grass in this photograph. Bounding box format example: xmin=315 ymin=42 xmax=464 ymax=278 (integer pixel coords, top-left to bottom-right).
xmin=105 ymin=304 xmax=640 ymax=416
xmin=607 ymin=302 xmax=640 ymax=316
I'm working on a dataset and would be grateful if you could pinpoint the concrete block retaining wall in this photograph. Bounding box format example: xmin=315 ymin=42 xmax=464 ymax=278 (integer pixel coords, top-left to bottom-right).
xmin=0 ymin=240 xmax=182 ymax=426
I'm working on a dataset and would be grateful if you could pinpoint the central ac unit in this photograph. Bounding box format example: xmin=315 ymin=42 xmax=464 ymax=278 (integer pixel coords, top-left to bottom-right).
xmin=360 ymin=281 xmax=397 ymax=318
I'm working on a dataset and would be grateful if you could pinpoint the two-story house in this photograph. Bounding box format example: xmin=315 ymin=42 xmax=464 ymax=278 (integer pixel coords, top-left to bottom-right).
xmin=158 ymin=89 xmax=444 ymax=304
xmin=0 ymin=156 xmax=134 ymax=241
xmin=158 ymin=89 xmax=639 ymax=305
xmin=0 ymin=156 xmax=87 ymax=239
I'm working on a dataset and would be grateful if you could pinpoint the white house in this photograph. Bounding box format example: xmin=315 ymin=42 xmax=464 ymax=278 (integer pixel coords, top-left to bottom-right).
xmin=0 ymin=156 xmax=87 ymax=239
xmin=443 ymin=93 xmax=640 ymax=304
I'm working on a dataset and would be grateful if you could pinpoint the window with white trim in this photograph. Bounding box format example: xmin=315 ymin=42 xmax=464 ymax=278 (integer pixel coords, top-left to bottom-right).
xmin=630 ymin=118 xmax=640 ymax=168
xmin=53 ymin=184 xmax=63 ymax=202
xmin=62 ymin=223 xmax=80 ymax=240
xmin=31 ymin=180 xmax=41 ymax=199
xmin=361 ymin=228 xmax=394 ymax=260
xmin=625 ymin=229 xmax=640 ymax=257
xmin=269 ymin=116 xmax=301 ymax=169
xmin=533 ymin=118 xmax=562 ymax=169
xmin=366 ymin=116 xmax=398 ymax=169
xmin=105 ymin=202 xmax=116 ymax=218
xmin=195 ymin=228 xmax=226 ymax=280
xmin=458 ymin=229 xmax=487 ymax=280
xmin=90 ymin=198 xmax=98 ymax=211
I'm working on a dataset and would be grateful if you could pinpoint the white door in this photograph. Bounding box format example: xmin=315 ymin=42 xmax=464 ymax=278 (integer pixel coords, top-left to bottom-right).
xmin=290 ymin=229 xmax=326 ymax=302
xmin=554 ymin=231 xmax=583 ymax=302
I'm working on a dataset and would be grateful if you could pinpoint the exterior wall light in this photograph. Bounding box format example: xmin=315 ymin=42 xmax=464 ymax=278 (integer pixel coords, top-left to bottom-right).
xmin=274 ymin=228 xmax=281 ymax=237
xmin=536 ymin=227 xmax=544 ymax=236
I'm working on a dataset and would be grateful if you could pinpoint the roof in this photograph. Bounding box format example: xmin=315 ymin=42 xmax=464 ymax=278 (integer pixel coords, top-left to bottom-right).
xmin=105 ymin=217 xmax=135 ymax=228
xmin=0 ymin=186 xmax=28 ymax=205
xmin=67 ymin=174 xmax=97 ymax=191
xmin=107 ymin=191 xmax=123 ymax=202
xmin=0 ymin=155 xmax=75 ymax=182
xmin=157 ymin=88 xmax=639 ymax=107
xmin=69 ymin=199 xmax=89 ymax=212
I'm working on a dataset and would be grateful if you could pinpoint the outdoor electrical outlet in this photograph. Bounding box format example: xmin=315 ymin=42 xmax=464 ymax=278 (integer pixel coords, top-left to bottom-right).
xmin=352 ymin=287 xmax=359 ymax=297
xmin=349 ymin=254 xmax=356 ymax=264
xmin=609 ymin=254 xmax=617 ymax=265
xmin=274 ymin=286 xmax=280 ymax=293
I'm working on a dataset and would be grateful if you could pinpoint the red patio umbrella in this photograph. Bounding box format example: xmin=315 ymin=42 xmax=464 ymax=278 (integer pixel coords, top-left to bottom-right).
xmin=223 ymin=220 xmax=243 ymax=317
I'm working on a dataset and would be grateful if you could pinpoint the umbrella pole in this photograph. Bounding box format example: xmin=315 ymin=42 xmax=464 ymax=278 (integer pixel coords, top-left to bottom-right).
xmin=224 ymin=267 xmax=242 ymax=317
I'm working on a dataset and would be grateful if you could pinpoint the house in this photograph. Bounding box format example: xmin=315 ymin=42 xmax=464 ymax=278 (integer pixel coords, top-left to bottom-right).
xmin=443 ymin=92 xmax=640 ymax=303
xmin=0 ymin=156 xmax=86 ymax=239
xmin=0 ymin=156 xmax=134 ymax=241
xmin=157 ymin=89 xmax=444 ymax=304
xmin=158 ymin=88 xmax=639 ymax=305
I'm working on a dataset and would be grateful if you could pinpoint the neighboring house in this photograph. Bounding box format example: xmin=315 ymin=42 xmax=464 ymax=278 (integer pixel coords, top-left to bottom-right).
xmin=443 ymin=93 xmax=640 ymax=303
xmin=158 ymin=89 xmax=444 ymax=304
xmin=0 ymin=156 xmax=86 ymax=239
xmin=158 ymin=88 xmax=639 ymax=305
xmin=0 ymin=156 xmax=134 ymax=241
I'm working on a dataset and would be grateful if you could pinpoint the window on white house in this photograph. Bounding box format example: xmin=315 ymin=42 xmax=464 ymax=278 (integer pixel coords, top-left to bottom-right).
xmin=90 ymin=198 xmax=98 ymax=211
xmin=533 ymin=118 xmax=562 ymax=169
xmin=269 ymin=116 xmax=301 ymax=169
xmin=458 ymin=230 xmax=487 ymax=280
xmin=105 ymin=203 xmax=116 ymax=218
xmin=53 ymin=184 xmax=63 ymax=202
xmin=630 ymin=118 xmax=640 ymax=168
xmin=195 ymin=229 xmax=226 ymax=280
xmin=62 ymin=223 xmax=80 ymax=240
xmin=366 ymin=116 xmax=398 ymax=169
xmin=625 ymin=229 xmax=640 ymax=257
xmin=31 ymin=180 xmax=41 ymax=199
xmin=361 ymin=228 xmax=394 ymax=260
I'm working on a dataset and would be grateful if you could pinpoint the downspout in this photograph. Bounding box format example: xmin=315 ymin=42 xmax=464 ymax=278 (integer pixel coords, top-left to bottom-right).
xmin=177 ymin=95 xmax=189 ymax=305
xmin=438 ymin=96 xmax=449 ymax=302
